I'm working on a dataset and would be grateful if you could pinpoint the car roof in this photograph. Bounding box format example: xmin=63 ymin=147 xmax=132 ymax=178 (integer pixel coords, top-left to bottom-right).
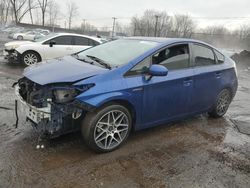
xmin=126 ymin=37 xmax=211 ymax=47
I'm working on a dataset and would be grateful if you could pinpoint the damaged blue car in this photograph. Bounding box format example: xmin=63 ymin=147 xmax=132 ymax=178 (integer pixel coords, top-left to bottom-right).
xmin=15 ymin=37 xmax=238 ymax=152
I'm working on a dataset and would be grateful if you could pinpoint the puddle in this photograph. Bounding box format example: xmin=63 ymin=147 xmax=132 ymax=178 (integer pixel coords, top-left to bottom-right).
xmin=230 ymin=116 xmax=250 ymax=135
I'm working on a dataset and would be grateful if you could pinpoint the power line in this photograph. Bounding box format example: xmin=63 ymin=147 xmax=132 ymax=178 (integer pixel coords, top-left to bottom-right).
xmin=192 ymin=16 xmax=250 ymax=20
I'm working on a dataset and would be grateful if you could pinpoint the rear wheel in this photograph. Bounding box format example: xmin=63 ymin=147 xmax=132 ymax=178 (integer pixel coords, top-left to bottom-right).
xmin=209 ymin=89 xmax=232 ymax=118
xmin=22 ymin=51 xmax=41 ymax=66
xmin=17 ymin=35 xmax=23 ymax=40
xmin=82 ymin=104 xmax=132 ymax=153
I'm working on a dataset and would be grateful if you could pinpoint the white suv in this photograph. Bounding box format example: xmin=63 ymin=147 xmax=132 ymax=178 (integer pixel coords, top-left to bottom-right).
xmin=4 ymin=33 xmax=105 ymax=66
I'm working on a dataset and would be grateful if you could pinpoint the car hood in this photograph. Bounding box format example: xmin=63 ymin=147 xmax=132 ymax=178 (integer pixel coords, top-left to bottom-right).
xmin=23 ymin=56 xmax=108 ymax=85
xmin=4 ymin=41 xmax=34 ymax=50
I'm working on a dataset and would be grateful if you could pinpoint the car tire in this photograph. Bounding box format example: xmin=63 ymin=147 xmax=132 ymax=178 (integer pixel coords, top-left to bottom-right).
xmin=17 ymin=35 xmax=23 ymax=40
xmin=22 ymin=51 xmax=41 ymax=66
xmin=81 ymin=103 xmax=132 ymax=153
xmin=209 ymin=89 xmax=232 ymax=118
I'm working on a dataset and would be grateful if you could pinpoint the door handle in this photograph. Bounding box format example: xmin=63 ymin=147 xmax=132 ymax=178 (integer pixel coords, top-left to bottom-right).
xmin=183 ymin=78 xmax=193 ymax=87
xmin=66 ymin=47 xmax=73 ymax=50
xmin=215 ymin=72 xmax=222 ymax=78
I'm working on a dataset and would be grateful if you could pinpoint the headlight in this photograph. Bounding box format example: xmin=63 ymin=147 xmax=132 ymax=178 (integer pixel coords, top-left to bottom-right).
xmin=53 ymin=84 xmax=95 ymax=104
xmin=53 ymin=88 xmax=79 ymax=103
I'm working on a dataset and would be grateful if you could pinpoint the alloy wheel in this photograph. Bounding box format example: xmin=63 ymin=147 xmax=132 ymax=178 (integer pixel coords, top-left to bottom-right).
xmin=23 ymin=53 xmax=38 ymax=66
xmin=216 ymin=90 xmax=231 ymax=116
xmin=94 ymin=110 xmax=129 ymax=150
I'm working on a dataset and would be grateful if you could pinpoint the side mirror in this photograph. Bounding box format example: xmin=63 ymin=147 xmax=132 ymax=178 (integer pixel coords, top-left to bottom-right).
xmin=49 ymin=40 xmax=56 ymax=47
xmin=148 ymin=64 xmax=168 ymax=77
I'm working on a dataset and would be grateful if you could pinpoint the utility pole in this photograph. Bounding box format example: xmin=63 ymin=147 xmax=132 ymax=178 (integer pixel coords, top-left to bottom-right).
xmin=82 ymin=19 xmax=86 ymax=34
xmin=112 ymin=17 xmax=117 ymax=39
xmin=154 ymin=15 xmax=160 ymax=37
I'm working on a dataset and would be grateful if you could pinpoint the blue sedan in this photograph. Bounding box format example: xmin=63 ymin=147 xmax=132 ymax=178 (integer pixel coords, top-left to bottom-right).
xmin=16 ymin=37 xmax=238 ymax=152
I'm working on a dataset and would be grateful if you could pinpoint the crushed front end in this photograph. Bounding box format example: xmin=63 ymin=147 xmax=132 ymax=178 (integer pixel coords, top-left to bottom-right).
xmin=15 ymin=77 xmax=93 ymax=138
xmin=4 ymin=49 xmax=19 ymax=62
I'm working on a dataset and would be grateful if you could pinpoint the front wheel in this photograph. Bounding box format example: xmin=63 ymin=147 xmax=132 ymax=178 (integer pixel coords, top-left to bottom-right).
xmin=81 ymin=104 xmax=132 ymax=153
xmin=22 ymin=51 xmax=41 ymax=66
xmin=209 ymin=89 xmax=232 ymax=118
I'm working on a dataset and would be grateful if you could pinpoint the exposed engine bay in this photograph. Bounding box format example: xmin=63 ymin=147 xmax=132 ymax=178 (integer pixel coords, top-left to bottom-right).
xmin=15 ymin=77 xmax=92 ymax=138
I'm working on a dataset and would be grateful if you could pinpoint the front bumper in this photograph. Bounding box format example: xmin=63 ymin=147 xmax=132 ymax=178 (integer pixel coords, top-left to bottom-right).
xmin=15 ymin=85 xmax=51 ymax=124
xmin=4 ymin=49 xmax=20 ymax=62
xmin=15 ymin=85 xmax=86 ymax=138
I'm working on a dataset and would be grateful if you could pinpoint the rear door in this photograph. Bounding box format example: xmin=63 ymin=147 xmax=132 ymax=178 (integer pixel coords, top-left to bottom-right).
xmin=190 ymin=43 xmax=222 ymax=113
xmin=42 ymin=35 xmax=74 ymax=59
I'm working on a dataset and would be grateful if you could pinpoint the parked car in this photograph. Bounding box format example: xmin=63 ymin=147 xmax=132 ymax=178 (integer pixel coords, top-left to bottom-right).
xmin=15 ymin=37 xmax=238 ymax=152
xmin=8 ymin=28 xmax=30 ymax=39
xmin=33 ymin=29 xmax=50 ymax=35
xmin=2 ymin=27 xmax=24 ymax=34
xmin=12 ymin=30 xmax=45 ymax=40
xmin=4 ymin=33 xmax=104 ymax=66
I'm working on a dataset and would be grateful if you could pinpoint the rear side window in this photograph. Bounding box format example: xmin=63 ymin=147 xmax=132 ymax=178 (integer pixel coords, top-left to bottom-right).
xmin=214 ymin=50 xmax=225 ymax=64
xmin=74 ymin=36 xmax=89 ymax=46
xmin=89 ymin=39 xmax=99 ymax=46
xmin=193 ymin=44 xmax=216 ymax=66
xmin=44 ymin=36 xmax=73 ymax=45
xmin=152 ymin=44 xmax=190 ymax=70
xmin=73 ymin=36 xmax=100 ymax=46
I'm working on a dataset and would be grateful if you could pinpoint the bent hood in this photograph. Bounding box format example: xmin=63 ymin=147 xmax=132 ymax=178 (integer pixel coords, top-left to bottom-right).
xmin=23 ymin=56 xmax=108 ymax=85
xmin=4 ymin=41 xmax=34 ymax=50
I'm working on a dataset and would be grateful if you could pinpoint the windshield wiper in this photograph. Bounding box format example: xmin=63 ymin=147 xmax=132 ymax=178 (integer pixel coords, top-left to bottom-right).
xmin=86 ymin=55 xmax=111 ymax=70
xmin=72 ymin=54 xmax=95 ymax=64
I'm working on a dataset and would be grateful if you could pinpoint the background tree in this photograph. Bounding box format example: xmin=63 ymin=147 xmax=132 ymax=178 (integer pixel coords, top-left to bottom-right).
xmin=0 ymin=0 xmax=11 ymax=24
xmin=28 ymin=0 xmax=37 ymax=24
xmin=47 ymin=0 xmax=60 ymax=27
xmin=171 ymin=14 xmax=196 ymax=38
xmin=10 ymin=0 xmax=30 ymax=23
xmin=37 ymin=0 xmax=48 ymax=26
xmin=66 ymin=0 xmax=78 ymax=29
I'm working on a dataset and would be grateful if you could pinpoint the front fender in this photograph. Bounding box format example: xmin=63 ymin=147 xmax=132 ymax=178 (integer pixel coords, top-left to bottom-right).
xmin=16 ymin=45 xmax=40 ymax=55
xmin=76 ymin=91 xmax=133 ymax=108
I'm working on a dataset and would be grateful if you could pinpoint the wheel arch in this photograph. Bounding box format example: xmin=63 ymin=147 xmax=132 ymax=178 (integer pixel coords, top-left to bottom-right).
xmin=100 ymin=99 xmax=136 ymax=129
xmin=21 ymin=50 xmax=42 ymax=62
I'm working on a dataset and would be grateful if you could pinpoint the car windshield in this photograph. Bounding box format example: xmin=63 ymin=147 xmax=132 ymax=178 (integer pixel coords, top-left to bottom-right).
xmin=34 ymin=33 xmax=58 ymax=42
xmin=76 ymin=39 xmax=159 ymax=67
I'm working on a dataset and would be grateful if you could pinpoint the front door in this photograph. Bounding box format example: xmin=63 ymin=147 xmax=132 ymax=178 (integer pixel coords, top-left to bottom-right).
xmin=141 ymin=43 xmax=194 ymax=127
xmin=42 ymin=35 xmax=75 ymax=60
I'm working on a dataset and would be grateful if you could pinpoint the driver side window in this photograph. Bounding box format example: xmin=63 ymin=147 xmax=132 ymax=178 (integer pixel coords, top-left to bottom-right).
xmin=152 ymin=44 xmax=190 ymax=70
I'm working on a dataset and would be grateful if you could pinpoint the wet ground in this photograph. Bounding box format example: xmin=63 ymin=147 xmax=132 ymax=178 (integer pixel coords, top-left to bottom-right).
xmin=0 ymin=37 xmax=250 ymax=188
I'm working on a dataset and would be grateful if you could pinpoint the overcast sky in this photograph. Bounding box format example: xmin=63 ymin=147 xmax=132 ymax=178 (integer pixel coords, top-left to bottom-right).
xmin=56 ymin=0 xmax=250 ymax=29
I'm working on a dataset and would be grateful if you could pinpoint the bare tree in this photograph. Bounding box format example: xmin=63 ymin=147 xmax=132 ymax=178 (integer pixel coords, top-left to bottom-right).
xmin=172 ymin=14 xmax=196 ymax=38
xmin=234 ymin=24 xmax=250 ymax=39
xmin=0 ymin=0 xmax=11 ymax=24
xmin=10 ymin=0 xmax=30 ymax=23
xmin=130 ymin=10 xmax=172 ymax=37
xmin=47 ymin=0 xmax=60 ymax=27
xmin=28 ymin=0 xmax=37 ymax=24
xmin=37 ymin=0 xmax=49 ymax=26
xmin=66 ymin=0 xmax=78 ymax=29
xmin=202 ymin=25 xmax=229 ymax=35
